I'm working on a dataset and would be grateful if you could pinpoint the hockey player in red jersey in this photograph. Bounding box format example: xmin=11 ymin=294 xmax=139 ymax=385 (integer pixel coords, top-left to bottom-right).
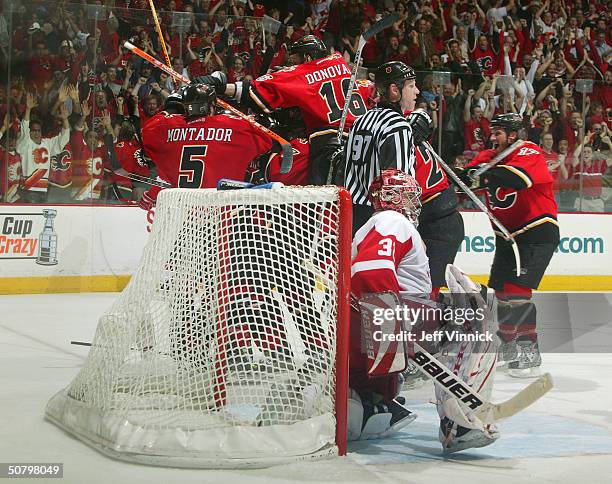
xmin=406 ymin=108 xmax=465 ymax=299
xmin=138 ymin=83 xmax=275 ymax=210
xmin=348 ymin=169 xmax=500 ymax=452
xmin=222 ymin=35 xmax=374 ymax=185
xmin=461 ymin=113 xmax=560 ymax=378
xmin=246 ymin=108 xmax=310 ymax=186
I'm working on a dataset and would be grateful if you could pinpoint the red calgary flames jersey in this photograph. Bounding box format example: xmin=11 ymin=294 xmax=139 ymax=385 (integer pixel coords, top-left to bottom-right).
xmin=49 ymin=145 xmax=72 ymax=188
xmin=248 ymin=53 xmax=374 ymax=136
xmin=70 ymin=131 xmax=107 ymax=201
xmin=466 ymin=141 xmax=559 ymax=241
xmin=262 ymin=138 xmax=310 ymax=185
xmin=414 ymin=144 xmax=449 ymax=202
xmin=142 ymin=112 xmax=273 ymax=202
xmin=0 ymin=149 xmax=22 ymax=202
xmin=114 ymin=139 xmax=150 ymax=187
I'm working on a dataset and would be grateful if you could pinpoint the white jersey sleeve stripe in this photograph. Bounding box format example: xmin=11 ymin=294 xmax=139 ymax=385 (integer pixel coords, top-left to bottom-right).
xmin=351 ymin=259 xmax=397 ymax=276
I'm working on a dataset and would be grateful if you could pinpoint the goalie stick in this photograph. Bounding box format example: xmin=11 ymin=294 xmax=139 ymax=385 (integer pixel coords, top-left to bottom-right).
xmin=326 ymin=13 xmax=400 ymax=183
xmin=409 ymin=342 xmax=553 ymax=422
xmin=423 ymin=141 xmax=522 ymax=277
xmin=123 ymin=41 xmax=294 ymax=174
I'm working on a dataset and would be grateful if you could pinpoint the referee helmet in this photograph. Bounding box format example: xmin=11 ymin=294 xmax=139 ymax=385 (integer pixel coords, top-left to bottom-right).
xmin=375 ymin=61 xmax=416 ymax=96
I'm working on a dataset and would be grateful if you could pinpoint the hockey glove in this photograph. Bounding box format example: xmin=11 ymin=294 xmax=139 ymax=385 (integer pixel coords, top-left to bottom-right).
xmin=457 ymin=168 xmax=483 ymax=190
xmin=192 ymin=71 xmax=227 ymax=95
xmin=407 ymin=108 xmax=433 ymax=145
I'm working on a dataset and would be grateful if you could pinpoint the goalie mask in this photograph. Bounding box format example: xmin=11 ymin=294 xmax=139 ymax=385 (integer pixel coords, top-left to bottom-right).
xmin=368 ymin=169 xmax=422 ymax=226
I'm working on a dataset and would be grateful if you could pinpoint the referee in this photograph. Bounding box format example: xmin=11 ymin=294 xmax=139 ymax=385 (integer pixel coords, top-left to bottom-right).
xmin=343 ymin=61 xmax=420 ymax=234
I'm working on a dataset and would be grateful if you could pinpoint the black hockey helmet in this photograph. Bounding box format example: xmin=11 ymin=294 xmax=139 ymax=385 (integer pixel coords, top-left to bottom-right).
xmin=183 ymin=83 xmax=216 ymax=118
xmin=375 ymin=61 xmax=416 ymax=95
xmin=288 ymin=35 xmax=330 ymax=62
xmin=490 ymin=113 xmax=523 ymax=133
xmin=164 ymin=85 xmax=187 ymax=114
xmin=407 ymin=108 xmax=433 ymax=145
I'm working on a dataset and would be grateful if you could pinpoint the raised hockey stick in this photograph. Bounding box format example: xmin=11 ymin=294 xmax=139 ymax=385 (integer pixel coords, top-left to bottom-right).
xmin=423 ymin=141 xmax=522 ymax=277
xmin=472 ymin=139 xmax=526 ymax=178
xmin=148 ymin=0 xmax=178 ymax=90
xmin=326 ymin=13 xmax=400 ymax=183
xmin=409 ymin=343 xmax=554 ymax=422
xmin=336 ymin=13 xmax=399 ymax=143
xmin=148 ymin=0 xmax=172 ymax=68
xmin=123 ymin=41 xmax=294 ymax=174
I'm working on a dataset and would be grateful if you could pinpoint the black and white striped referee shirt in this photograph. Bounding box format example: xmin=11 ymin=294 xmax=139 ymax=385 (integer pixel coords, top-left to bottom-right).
xmin=343 ymin=106 xmax=416 ymax=206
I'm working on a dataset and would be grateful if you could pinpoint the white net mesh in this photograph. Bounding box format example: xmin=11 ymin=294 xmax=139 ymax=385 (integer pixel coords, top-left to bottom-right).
xmin=46 ymin=187 xmax=351 ymax=468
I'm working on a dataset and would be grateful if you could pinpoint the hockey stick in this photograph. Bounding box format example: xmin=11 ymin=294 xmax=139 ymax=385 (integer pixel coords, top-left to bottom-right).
xmin=336 ymin=13 xmax=399 ymax=142
xmin=123 ymin=41 xmax=294 ymax=174
xmin=472 ymin=139 xmax=526 ymax=178
xmin=410 ymin=342 xmax=553 ymax=422
xmin=147 ymin=0 xmax=178 ymax=90
xmin=271 ymin=288 xmax=309 ymax=370
xmin=326 ymin=13 xmax=399 ymax=183
xmin=423 ymin=141 xmax=522 ymax=277
xmin=113 ymin=167 xmax=172 ymax=189
xmin=148 ymin=0 xmax=172 ymax=68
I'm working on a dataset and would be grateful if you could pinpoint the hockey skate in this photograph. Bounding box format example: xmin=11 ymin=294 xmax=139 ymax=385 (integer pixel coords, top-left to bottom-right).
xmin=496 ymin=338 xmax=518 ymax=368
xmin=439 ymin=417 xmax=499 ymax=454
xmin=508 ymin=338 xmax=542 ymax=378
xmin=358 ymin=395 xmax=417 ymax=440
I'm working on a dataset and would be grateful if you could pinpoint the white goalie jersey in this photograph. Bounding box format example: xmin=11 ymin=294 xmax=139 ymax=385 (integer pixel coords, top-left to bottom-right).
xmin=351 ymin=210 xmax=432 ymax=298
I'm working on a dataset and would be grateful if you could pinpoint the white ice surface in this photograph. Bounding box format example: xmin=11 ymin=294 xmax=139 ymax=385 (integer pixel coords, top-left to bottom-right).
xmin=1 ymin=293 xmax=611 ymax=484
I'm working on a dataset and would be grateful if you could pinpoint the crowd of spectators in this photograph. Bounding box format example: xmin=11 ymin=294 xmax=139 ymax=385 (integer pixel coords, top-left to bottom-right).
xmin=0 ymin=0 xmax=610 ymax=211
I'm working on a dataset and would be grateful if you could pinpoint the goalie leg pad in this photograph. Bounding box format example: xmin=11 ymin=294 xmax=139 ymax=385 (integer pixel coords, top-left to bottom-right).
xmin=436 ymin=264 xmax=499 ymax=431
xmin=435 ymin=342 xmax=497 ymax=430
xmin=347 ymin=388 xmax=365 ymax=442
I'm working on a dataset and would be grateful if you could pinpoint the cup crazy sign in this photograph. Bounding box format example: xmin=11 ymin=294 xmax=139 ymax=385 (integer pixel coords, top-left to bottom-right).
xmin=0 ymin=210 xmax=58 ymax=265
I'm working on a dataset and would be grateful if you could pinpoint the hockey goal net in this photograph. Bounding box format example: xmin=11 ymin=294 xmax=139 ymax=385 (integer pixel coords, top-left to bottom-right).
xmin=46 ymin=186 xmax=352 ymax=468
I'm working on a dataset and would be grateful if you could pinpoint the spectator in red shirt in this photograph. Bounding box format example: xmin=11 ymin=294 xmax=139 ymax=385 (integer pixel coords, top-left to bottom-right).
xmin=540 ymin=132 xmax=569 ymax=204
xmin=28 ymin=40 xmax=54 ymax=92
xmin=227 ymin=56 xmax=252 ymax=83
xmin=571 ymin=141 xmax=612 ymax=212
xmin=463 ymin=89 xmax=490 ymax=151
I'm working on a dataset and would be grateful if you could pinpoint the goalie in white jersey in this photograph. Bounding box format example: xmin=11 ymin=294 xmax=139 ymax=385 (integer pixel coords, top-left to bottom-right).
xmin=349 ymin=169 xmax=500 ymax=453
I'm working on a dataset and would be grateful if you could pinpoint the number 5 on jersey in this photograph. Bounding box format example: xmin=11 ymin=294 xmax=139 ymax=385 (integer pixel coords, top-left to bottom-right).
xmin=179 ymin=145 xmax=208 ymax=188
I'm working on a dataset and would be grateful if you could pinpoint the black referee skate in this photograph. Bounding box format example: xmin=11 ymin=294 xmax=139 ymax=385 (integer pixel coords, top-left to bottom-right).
xmin=508 ymin=338 xmax=542 ymax=378
xmin=439 ymin=417 xmax=499 ymax=454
